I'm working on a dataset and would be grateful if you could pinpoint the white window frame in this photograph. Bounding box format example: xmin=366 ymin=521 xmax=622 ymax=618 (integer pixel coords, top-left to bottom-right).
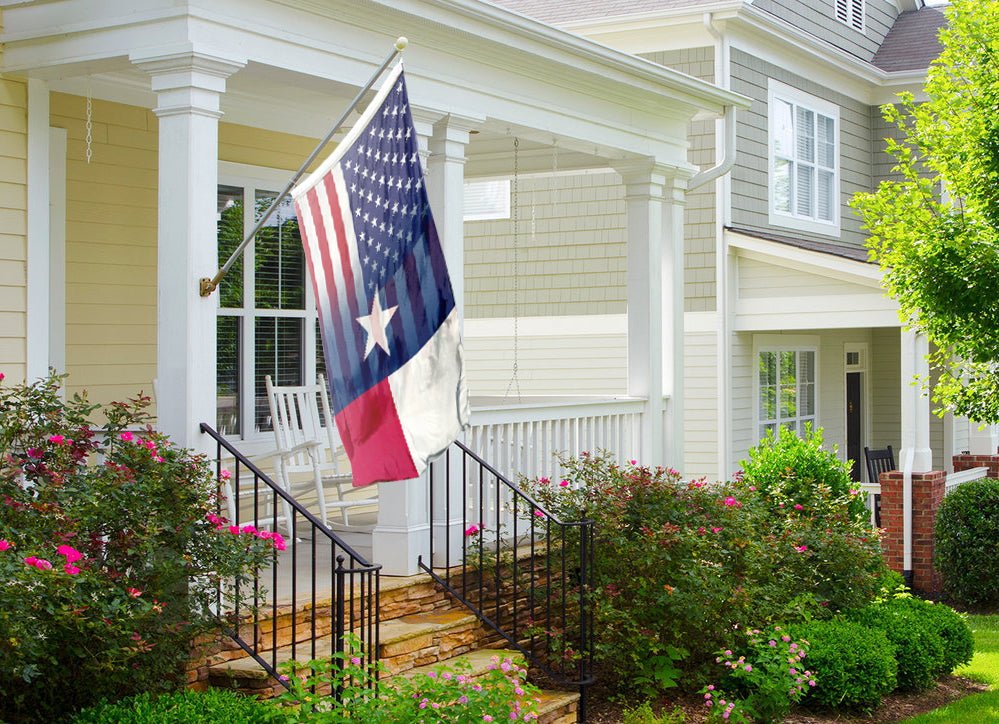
xmin=835 ymin=0 xmax=866 ymax=33
xmin=753 ymin=334 xmax=820 ymax=442
xmin=217 ymin=161 xmax=320 ymax=452
xmin=464 ymin=178 xmax=511 ymax=221
xmin=767 ymin=80 xmax=841 ymax=237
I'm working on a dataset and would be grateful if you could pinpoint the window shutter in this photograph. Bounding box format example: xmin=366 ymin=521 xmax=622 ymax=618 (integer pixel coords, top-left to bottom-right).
xmin=835 ymin=0 xmax=849 ymax=23
xmin=849 ymin=0 xmax=864 ymax=30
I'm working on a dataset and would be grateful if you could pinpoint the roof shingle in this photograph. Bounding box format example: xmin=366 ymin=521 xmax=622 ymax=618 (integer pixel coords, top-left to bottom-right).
xmin=872 ymin=6 xmax=947 ymax=72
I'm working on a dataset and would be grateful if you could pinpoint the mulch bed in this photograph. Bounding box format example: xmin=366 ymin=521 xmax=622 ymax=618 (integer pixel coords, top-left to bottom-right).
xmin=585 ymin=675 xmax=989 ymax=722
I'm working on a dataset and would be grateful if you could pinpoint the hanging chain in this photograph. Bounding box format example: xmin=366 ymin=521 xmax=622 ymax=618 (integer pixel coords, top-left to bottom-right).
xmin=85 ymin=80 xmax=93 ymax=164
xmin=503 ymin=137 xmax=523 ymax=403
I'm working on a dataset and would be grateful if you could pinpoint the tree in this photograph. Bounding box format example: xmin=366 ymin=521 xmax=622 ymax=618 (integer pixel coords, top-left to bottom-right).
xmin=853 ymin=0 xmax=999 ymax=423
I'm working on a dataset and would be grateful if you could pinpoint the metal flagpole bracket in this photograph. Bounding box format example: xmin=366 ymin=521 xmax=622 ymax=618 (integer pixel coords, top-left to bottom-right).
xmin=199 ymin=36 xmax=409 ymax=297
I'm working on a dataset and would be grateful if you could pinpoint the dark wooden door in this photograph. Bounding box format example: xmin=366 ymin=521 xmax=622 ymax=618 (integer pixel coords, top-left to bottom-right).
xmin=847 ymin=372 xmax=861 ymax=482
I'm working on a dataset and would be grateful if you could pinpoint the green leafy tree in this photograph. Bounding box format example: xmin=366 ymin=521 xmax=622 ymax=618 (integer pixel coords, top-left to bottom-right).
xmin=853 ymin=0 xmax=999 ymax=422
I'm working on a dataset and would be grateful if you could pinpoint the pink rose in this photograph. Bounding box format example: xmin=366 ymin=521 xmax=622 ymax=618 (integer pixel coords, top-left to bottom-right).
xmin=57 ymin=545 xmax=83 ymax=563
xmin=127 ymin=587 xmax=143 ymax=598
xmin=0 ymin=540 xmax=11 ymax=551
xmin=559 ymin=479 xmax=569 ymax=488
xmin=48 ymin=435 xmax=65 ymax=445
xmin=464 ymin=523 xmax=480 ymax=536
xmin=64 ymin=564 xmax=81 ymax=575
xmin=119 ymin=431 xmax=134 ymax=442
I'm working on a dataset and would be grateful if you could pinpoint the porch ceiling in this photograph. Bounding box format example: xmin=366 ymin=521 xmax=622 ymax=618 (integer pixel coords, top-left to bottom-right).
xmin=0 ymin=0 xmax=748 ymax=171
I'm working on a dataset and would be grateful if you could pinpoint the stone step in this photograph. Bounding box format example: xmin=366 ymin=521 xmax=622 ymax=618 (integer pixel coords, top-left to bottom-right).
xmin=536 ymin=689 xmax=581 ymax=724
xmin=395 ymin=647 xmax=526 ymax=680
xmin=207 ymin=609 xmax=484 ymax=695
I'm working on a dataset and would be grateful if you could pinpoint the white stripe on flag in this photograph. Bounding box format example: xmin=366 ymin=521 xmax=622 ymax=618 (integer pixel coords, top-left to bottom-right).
xmin=387 ymin=307 xmax=470 ymax=475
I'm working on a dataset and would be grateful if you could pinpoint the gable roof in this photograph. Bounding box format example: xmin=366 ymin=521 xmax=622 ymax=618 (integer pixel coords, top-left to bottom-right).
xmin=726 ymin=227 xmax=872 ymax=264
xmin=486 ymin=0 xmax=714 ymax=25
xmin=872 ymin=6 xmax=948 ymax=72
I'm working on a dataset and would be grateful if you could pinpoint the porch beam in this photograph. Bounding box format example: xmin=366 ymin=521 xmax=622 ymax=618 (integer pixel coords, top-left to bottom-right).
xmin=132 ymin=48 xmax=245 ymax=450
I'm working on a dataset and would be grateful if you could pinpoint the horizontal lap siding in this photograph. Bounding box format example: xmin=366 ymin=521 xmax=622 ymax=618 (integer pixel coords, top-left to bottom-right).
xmin=463 ymin=330 xmax=626 ymax=396
xmin=738 ymin=257 xmax=875 ymax=297
xmin=0 ymin=77 xmax=26 ymax=382
xmin=731 ymin=331 xmax=755 ymax=468
xmin=684 ymin=331 xmax=719 ymax=480
xmin=751 ymin=0 xmax=897 ymax=60
xmin=870 ymin=326 xmax=900 ymax=450
xmin=52 ymin=93 xmax=158 ymax=408
xmin=729 ymin=48 xmax=872 ymax=249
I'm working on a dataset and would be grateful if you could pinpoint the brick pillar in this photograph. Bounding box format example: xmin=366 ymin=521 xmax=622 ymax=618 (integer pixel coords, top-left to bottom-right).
xmin=879 ymin=469 xmax=946 ymax=594
xmin=952 ymin=453 xmax=999 ymax=478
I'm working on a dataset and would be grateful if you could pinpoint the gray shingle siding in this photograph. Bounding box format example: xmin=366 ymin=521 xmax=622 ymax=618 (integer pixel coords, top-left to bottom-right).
xmin=642 ymin=47 xmax=718 ymax=313
xmin=751 ymin=0 xmax=897 ymax=62
xmin=729 ymin=47 xmax=872 ymax=251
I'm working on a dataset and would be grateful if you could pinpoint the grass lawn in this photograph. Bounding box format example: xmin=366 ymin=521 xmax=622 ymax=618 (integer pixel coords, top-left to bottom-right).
xmin=903 ymin=614 xmax=999 ymax=722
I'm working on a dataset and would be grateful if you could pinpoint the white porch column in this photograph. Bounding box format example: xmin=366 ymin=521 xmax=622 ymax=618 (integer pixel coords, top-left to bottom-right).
xmin=132 ymin=50 xmax=244 ymax=450
xmin=899 ymin=328 xmax=932 ymax=583
xmin=969 ymin=422 xmax=999 ymax=455
xmin=427 ymin=113 xmax=479 ymax=567
xmin=618 ymin=161 xmax=688 ymax=468
xmin=26 ymin=79 xmax=50 ymax=381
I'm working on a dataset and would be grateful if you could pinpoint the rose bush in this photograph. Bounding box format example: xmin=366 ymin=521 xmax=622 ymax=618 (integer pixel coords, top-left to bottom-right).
xmin=0 ymin=374 xmax=276 ymax=721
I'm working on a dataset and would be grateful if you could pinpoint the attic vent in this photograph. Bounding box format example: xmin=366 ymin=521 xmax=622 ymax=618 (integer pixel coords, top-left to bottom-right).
xmin=835 ymin=0 xmax=865 ymax=33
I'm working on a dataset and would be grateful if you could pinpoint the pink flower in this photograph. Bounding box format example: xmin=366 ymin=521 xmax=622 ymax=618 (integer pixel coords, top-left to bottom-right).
xmin=748 ymin=485 xmax=757 ymax=491
xmin=483 ymin=717 xmax=493 ymax=723
xmin=220 ymin=469 xmax=232 ymax=480
xmin=64 ymin=564 xmax=81 ymax=575
xmin=464 ymin=523 xmax=480 ymax=536
xmin=794 ymin=503 xmax=804 ymax=511
xmin=228 ymin=525 xmax=240 ymax=535
xmin=711 ymin=526 xmax=723 ymax=534
xmin=628 ymin=459 xmax=637 ymax=466
xmin=351 ymin=656 xmax=361 ymax=665
xmin=127 ymin=587 xmax=143 ymax=598
xmin=534 ymin=509 xmax=544 ymax=518
xmin=256 ymin=530 xmax=272 ymax=540
xmin=26 ymin=448 xmax=42 ymax=459
xmin=48 ymin=435 xmax=65 ymax=445
xmin=240 ymin=525 xmax=257 ymax=535
xmin=153 ymin=456 xmax=164 ymax=463
xmin=272 ymin=534 xmax=287 ymax=551
xmin=23 ymin=556 xmax=38 ymax=566
xmin=119 ymin=431 xmax=134 ymax=442
xmin=558 ymin=479 xmax=569 ymax=487
xmin=0 ymin=372 xmax=5 ymax=381
xmin=538 ymin=477 xmax=550 ymax=485
xmin=745 ymin=664 xmax=752 ymax=672
xmin=794 ymin=544 xmax=808 ymax=552
xmin=57 ymin=545 xmax=83 ymax=563
xmin=724 ymin=496 xmax=738 ymax=507
xmin=0 ymin=540 xmax=11 ymax=551
xmin=32 ymin=558 xmax=52 ymax=570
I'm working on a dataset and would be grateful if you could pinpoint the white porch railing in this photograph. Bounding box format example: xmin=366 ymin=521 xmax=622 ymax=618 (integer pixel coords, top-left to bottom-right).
xmin=946 ymin=466 xmax=988 ymax=494
xmin=467 ymin=396 xmax=646 ymax=485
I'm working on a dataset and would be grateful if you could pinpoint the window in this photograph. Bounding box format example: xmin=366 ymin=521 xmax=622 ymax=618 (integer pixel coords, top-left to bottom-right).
xmin=217 ymin=170 xmax=321 ymax=439
xmin=757 ymin=348 xmax=817 ymax=439
xmin=835 ymin=0 xmax=865 ymax=32
xmin=464 ymin=179 xmax=510 ymax=221
xmin=768 ymin=80 xmax=839 ymax=235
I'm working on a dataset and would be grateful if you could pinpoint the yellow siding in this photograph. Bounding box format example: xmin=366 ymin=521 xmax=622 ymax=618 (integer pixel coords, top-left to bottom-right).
xmin=0 ymin=76 xmax=26 ymax=383
xmin=684 ymin=331 xmax=719 ymax=480
xmin=51 ymin=92 xmax=158 ymax=406
xmin=219 ymin=122 xmax=319 ymax=171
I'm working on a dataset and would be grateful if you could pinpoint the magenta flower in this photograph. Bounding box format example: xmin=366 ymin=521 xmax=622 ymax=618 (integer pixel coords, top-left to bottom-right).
xmin=534 ymin=509 xmax=544 ymax=518
xmin=483 ymin=716 xmax=493 ymax=722
xmin=723 ymin=496 xmax=739 ymax=507
xmin=558 ymin=479 xmax=570 ymax=487
xmin=794 ymin=544 xmax=808 ymax=552
xmin=711 ymin=526 xmax=723 ymax=533
xmin=48 ymin=435 xmax=65 ymax=445
xmin=464 ymin=523 xmax=480 ymax=536
xmin=220 ymin=469 xmax=232 ymax=480
xmin=26 ymin=448 xmax=42 ymax=459
xmin=227 ymin=525 xmax=240 ymax=535
xmin=64 ymin=564 xmax=81 ymax=575
xmin=57 ymin=545 xmax=83 ymax=563
xmin=793 ymin=503 xmax=804 ymax=510
xmin=120 ymin=431 xmax=134 ymax=442
xmin=351 ymin=656 xmax=361 ymax=665
xmin=628 ymin=459 xmax=638 ymax=465
xmin=272 ymin=534 xmax=288 ymax=551
xmin=127 ymin=587 xmax=143 ymax=597
xmin=23 ymin=556 xmax=38 ymax=566
xmin=0 ymin=540 xmax=11 ymax=551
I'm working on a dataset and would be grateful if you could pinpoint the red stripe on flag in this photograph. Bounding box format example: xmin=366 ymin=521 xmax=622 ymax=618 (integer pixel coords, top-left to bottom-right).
xmin=323 ymin=172 xmax=360 ymax=319
xmin=334 ymin=379 xmax=418 ymax=487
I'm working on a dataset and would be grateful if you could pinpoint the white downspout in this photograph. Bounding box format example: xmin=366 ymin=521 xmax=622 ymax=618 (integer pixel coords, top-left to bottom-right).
xmin=688 ymin=103 xmax=737 ymax=191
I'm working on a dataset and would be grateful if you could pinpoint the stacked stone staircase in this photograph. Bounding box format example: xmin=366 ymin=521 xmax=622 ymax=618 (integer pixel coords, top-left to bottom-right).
xmin=200 ymin=572 xmax=581 ymax=723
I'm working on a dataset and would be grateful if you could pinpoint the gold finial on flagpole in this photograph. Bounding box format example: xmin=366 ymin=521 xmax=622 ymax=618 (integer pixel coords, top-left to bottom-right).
xmin=395 ymin=37 xmax=408 ymax=51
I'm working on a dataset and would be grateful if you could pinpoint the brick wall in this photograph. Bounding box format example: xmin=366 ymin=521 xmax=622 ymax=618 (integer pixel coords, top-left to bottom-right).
xmin=879 ymin=469 xmax=946 ymax=594
xmin=952 ymin=453 xmax=999 ymax=478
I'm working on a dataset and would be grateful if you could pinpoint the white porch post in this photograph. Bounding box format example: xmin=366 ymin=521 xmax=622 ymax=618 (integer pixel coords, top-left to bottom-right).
xmin=619 ymin=161 xmax=688 ymax=468
xmin=132 ymin=50 xmax=244 ymax=450
xmin=899 ymin=328 xmax=932 ymax=583
xmin=26 ymin=78 xmax=50 ymax=381
xmin=969 ymin=422 xmax=999 ymax=455
xmin=427 ymin=113 xmax=479 ymax=567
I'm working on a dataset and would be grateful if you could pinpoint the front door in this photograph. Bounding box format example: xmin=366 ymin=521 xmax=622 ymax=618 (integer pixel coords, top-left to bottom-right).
xmin=846 ymin=372 xmax=862 ymax=481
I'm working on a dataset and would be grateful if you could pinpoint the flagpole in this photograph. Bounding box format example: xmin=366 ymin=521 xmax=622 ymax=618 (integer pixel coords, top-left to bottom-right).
xmin=200 ymin=36 xmax=409 ymax=297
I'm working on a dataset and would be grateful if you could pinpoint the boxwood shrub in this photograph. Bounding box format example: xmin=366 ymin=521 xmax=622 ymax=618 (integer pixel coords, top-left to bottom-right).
xmin=790 ymin=619 xmax=896 ymax=711
xmin=848 ymin=597 xmax=947 ymax=691
xmin=909 ymin=599 xmax=975 ymax=675
xmin=935 ymin=478 xmax=999 ymax=606
xmin=73 ymin=690 xmax=281 ymax=723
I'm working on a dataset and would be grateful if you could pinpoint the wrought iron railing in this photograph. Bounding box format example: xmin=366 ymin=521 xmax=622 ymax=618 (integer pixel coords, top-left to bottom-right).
xmin=200 ymin=423 xmax=381 ymax=691
xmin=420 ymin=440 xmax=594 ymax=719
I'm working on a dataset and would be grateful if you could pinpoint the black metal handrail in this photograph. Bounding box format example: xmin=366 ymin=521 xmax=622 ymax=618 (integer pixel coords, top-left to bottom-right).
xmin=200 ymin=423 xmax=381 ymax=692
xmin=419 ymin=439 xmax=594 ymax=720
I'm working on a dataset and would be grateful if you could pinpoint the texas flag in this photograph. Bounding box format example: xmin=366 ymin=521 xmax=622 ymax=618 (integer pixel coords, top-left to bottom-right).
xmin=292 ymin=63 xmax=469 ymax=487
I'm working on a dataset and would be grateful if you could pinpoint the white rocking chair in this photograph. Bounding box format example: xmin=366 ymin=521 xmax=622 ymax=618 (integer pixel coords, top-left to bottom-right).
xmin=265 ymin=374 xmax=377 ymax=529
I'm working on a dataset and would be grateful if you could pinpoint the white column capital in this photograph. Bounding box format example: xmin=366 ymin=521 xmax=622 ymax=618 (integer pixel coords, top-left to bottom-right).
xmin=615 ymin=158 xmax=693 ymax=200
xmin=132 ymin=48 xmax=245 ymax=119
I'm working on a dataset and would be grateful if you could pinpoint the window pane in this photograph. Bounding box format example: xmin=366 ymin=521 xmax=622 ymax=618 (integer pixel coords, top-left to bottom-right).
xmin=796 ymin=107 xmax=815 ymax=163
xmin=781 ymin=384 xmax=797 ymax=419
xmin=218 ymin=186 xmax=244 ymax=309
xmin=800 ymin=383 xmax=815 ymax=416
xmin=818 ymin=115 xmax=836 ymax=168
xmin=800 ymin=351 xmax=816 ymax=383
xmin=796 ymin=165 xmax=814 ymax=217
xmin=817 ymin=169 xmax=835 ymax=221
xmin=760 ymin=385 xmax=777 ymax=423
xmin=255 ymin=317 xmax=304 ymax=432
xmin=773 ymin=159 xmax=792 ymax=213
xmin=773 ymin=99 xmax=795 ymax=158
xmin=217 ymin=315 xmax=241 ymax=435
xmin=255 ymin=191 xmax=305 ymax=310
xmin=759 ymin=351 xmax=777 ymax=386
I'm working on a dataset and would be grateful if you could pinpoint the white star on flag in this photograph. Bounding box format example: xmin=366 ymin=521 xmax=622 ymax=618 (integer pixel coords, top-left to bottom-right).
xmin=356 ymin=292 xmax=398 ymax=358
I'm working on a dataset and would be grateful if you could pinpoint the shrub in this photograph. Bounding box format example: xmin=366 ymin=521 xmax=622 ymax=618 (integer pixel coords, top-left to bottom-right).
xmin=848 ymin=597 xmax=947 ymax=691
xmin=701 ymin=625 xmax=815 ymax=723
xmin=905 ymin=599 xmax=974 ymax=675
xmin=790 ymin=619 xmax=896 ymax=711
xmin=935 ymin=478 xmax=999 ymax=606
xmin=0 ymin=375 xmax=276 ymax=722
xmin=73 ymin=690 xmax=281 ymax=723
xmin=519 ymin=441 xmax=884 ymax=695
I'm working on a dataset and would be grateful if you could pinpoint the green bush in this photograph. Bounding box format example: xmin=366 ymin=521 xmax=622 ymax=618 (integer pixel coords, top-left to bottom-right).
xmin=519 ymin=439 xmax=885 ymax=695
xmin=935 ymin=478 xmax=999 ymax=606
xmin=73 ymin=690 xmax=281 ymax=723
xmin=0 ymin=375 xmax=276 ymax=721
xmin=907 ymin=599 xmax=974 ymax=675
xmin=848 ymin=597 xmax=947 ymax=691
xmin=790 ymin=619 xmax=896 ymax=711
